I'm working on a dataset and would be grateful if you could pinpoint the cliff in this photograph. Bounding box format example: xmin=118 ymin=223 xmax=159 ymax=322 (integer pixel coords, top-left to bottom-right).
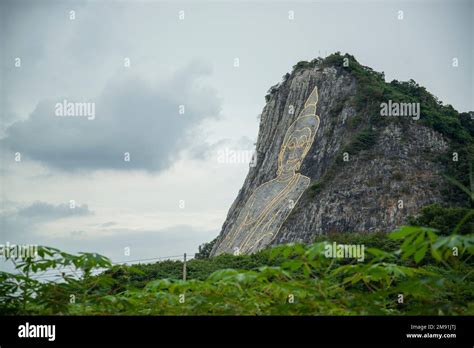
xmin=211 ymin=53 xmax=473 ymax=256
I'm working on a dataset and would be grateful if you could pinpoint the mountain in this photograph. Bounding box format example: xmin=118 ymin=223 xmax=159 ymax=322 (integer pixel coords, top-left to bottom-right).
xmin=210 ymin=53 xmax=474 ymax=256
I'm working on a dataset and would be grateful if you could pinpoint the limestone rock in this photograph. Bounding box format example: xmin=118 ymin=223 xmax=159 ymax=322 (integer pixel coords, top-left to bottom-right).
xmin=211 ymin=56 xmax=450 ymax=256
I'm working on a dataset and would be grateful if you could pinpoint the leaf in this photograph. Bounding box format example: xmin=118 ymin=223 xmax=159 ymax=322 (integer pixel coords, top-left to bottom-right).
xmin=145 ymin=279 xmax=172 ymax=290
xmin=401 ymin=245 xmax=417 ymax=259
xmin=282 ymin=260 xmax=303 ymax=271
xmin=367 ymin=248 xmax=395 ymax=260
xmin=427 ymin=230 xmax=438 ymax=243
xmin=412 ymin=231 xmax=426 ymax=247
xmin=401 ymin=232 xmax=417 ymax=250
xmin=389 ymin=226 xmax=418 ymax=239
xmin=430 ymin=246 xmax=442 ymax=262
xmin=414 ymin=244 xmax=428 ymax=263
xmin=207 ymin=269 xmax=240 ymax=282
xmin=305 ymin=243 xmax=327 ymax=260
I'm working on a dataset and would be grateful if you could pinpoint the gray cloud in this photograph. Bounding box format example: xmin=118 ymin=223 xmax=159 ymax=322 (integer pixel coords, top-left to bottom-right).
xmin=17 ymin=201 xmax=92 ymax=220
xmin=55 ymin=225 xmax=217 ymax=263
xmin=0 ymin=201 xmax=93 ymax=242
xmin=1 ymin=218 xmax=216 ymax=269
xmin=95 ymin=221 xmax=117 ymax=228
xmin=0 ymin=200 xmax=217 ymax=264
xmin=1 ymin=61 xmax=221 ymax=172
xmin=188 ymin=136 xmax=255 ymax=161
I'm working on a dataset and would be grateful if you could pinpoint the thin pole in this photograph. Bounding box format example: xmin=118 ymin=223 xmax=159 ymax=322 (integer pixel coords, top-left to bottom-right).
xmin=183 ymin=253 xmax=187 ymax=281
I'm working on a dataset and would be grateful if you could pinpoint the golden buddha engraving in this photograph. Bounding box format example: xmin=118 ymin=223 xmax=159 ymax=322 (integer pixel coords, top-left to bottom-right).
xmin=214 ymin=86 xmax=321 ymax=255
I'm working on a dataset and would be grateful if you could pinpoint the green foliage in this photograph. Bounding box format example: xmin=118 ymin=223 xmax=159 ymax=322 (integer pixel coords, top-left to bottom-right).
xmin=342 ymin=54 xmax=473 ymax=207
xmin=343 ymin=127 xmax=378 ymax=154
xmin=1 ymin=226 xmax=472 ymax=316
xmin=194 ymin=237 xmax=217 ymax=259
xmin=0 ymin=246 xmax=111 ymax=315
xmin=408 ymin=204 xmax=474 ymax=235
xmin=105 ymin=250 xmax=284 ymax=291
xmin=442 ymin=155 xmax=474 ymax=207
xmin=292 ymin=58 xmax=322 ymax=73
xmin=289 ymin=53 xmax=474 ymax=206
xmin=313 ymin=231 xmax=400 ymax=252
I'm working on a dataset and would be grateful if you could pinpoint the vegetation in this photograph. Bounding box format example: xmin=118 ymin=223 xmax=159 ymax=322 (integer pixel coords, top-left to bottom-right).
xmin=408 ymin=204 xmax=474 ymax=235
xmin=1 ymin=226 xmax=472 ymax=315
xmin=291 ymin=52 xmax=474 ymax=207
xmin=194 ymin=237 xmax=218 ymax=259
xmin=343 ymin=126 xmax=378 ymax=154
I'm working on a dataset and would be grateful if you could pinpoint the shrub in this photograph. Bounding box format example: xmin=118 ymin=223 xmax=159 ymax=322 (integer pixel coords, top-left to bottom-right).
xmin=408 ymin=204 xmax=474 ymax=235
xmin=1 ymin=226 xmax=472 ymax=316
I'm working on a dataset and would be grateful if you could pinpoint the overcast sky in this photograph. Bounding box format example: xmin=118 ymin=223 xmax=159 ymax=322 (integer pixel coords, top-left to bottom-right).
xmin=0 ymin=0 xmax=472 ymax=267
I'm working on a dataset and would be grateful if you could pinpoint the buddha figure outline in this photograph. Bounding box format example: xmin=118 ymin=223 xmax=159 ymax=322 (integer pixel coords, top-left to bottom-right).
xmin=213 ymin=86 xmax=321 ymax=255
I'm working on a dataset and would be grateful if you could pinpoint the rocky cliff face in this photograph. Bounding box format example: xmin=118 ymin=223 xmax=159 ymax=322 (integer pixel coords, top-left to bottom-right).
xmin=211 ymin=55 xmax=452 ymax=256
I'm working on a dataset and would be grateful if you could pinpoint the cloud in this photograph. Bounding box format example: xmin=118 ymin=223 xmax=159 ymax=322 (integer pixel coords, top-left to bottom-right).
xmin=55 ymin=225 xmax=217 ymax=262
xmin=1 ymin=61 xmax=221 ymax=172
xmin=0 ymin=201 xmax=93 ymax=242
xmin=17 ymin=201 xmax=92 ymax=220
xmin=1 ymin=210 xmax=217 ymax=268
xmin=187 ymin=136 xmax=255 ymax=161
xmin=96 ymin=221 xmax=117 ymax=228
xmin=0 ymin=200 xmax=218 ymax=262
